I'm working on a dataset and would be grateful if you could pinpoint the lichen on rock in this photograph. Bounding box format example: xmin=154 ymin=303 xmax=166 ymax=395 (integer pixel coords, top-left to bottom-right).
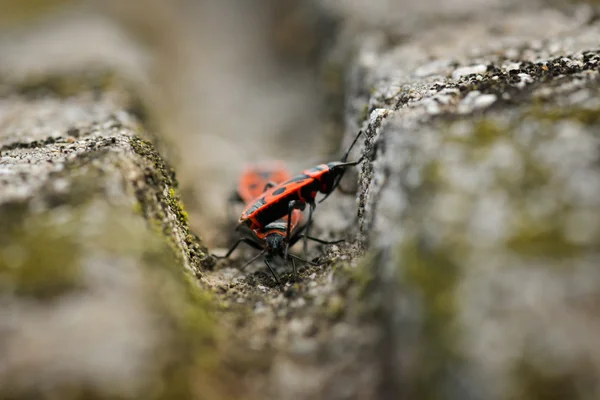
xmin=347 ymin=7 xmax=600 ymax=399
xmin=0 ymin=68 xmax=230 ymax=399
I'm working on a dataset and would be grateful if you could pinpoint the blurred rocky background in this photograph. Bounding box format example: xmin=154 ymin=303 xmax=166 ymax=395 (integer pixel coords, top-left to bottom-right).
xmin=1 ymin=0 xmax=600 ymax=399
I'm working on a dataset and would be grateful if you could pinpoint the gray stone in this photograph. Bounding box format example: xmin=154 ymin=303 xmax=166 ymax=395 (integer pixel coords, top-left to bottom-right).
xmin=3 ymin=1 xmax=600 ymax=400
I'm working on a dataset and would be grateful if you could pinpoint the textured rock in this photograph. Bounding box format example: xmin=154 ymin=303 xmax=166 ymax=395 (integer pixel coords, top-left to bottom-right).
xmin=2 ymin=2 xmax=600 ymax=400
xmin=346 ymin=5 xmax=600 ymax=400
xmin=0 ymin=58 xmax=233 ymax=400
xmin=198 ymin=3 xmax=600 ymax=399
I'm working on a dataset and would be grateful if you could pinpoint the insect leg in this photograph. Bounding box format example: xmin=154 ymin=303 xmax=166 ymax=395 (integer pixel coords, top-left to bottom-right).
xmin=284 ymin=200 xmax=306 ymax=263
xmin=291 ymin=257 xmax=298 ymax=282
xmin=232 ymin=249 xmax=267 ymax=281
xmin=298 ymin=235 xmax=345 ymax=245
xmin=302 ymin=201 xmax=316 ymax=257
xmin=214 ymin=237 xmax=262 ymax=259
xmin=288 ymin=253 xmax=319 ymax=266
xmin=264 ymin=257 xmax=282 ymax=286
xmin=280 ymin=245 xmax=299 ymax=282
xmin=333 ymin=156 xmax=365 ymax=169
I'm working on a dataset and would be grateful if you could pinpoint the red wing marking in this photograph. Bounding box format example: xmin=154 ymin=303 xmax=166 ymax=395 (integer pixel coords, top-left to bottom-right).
xmin=237 ymin=161 xmax=292 ymax=204
xmin=240 ymin=173 xmax=313 ymax=221
xmin=262 ymin=175 xmax=311 ymax=204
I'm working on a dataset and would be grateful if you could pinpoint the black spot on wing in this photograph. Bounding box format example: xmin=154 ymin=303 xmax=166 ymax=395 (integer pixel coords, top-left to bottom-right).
xmin=243 ymin=197 xmax=266 ymax=216
xmin=249 ymin=183 xmax=258 ymax=190
xmin=284 ymin=174 xmax=310 ymax=184
xmin=259 ymin=171 xmax=272 ymax=179
xmin=272 ymin=186 xmax=287 ymax=195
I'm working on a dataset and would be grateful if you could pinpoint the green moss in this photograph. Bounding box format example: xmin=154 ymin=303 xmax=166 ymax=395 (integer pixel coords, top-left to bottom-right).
xmin=422 ymin=160 xmax=444 ymax=187
xmin=139 ymin=238 xmax=224 ymax=399
xmin=325 ymin=295 xmax=346 ymax=320
xmin=510 ymin=358 xmax=582 ymax=400
xmin=0 ymin=0 xmax=75 ymax=27
xmin=360 ymin=103 xmax=370 ymax=123
xmin=167 ymin=186 xmax=189 ymax=224
xmin=319 ymin=251 xmax=378 ymax=325
xmin=445 ymin=118 xmax=507 ymax=149
xmin=133 ymin=201 xmax=144 ymax=215
xmin=130 ymin=137 xmax=176 ymax=188
xmin=349 ymin=253 xmax=376 ymax=295
xmin=0 ymin=213 xmax=82 ymax=299
xmin=181 ymin=209 xmax=189 ymax=223
xmin=398 ymin=239 xmax=463 ymax=400
xmin=401 ymin=240 xmax=460 ymax=338
xmin=331 ymin=251 xmax=376 ymax=299
xmin=472 ymin=119 xmax=505 ymax=145
xmin=0 ymin=192 xmax=241 ymax=399
xmin=129 ymin=136 xmax=213 ymax=273
xmin=526 ymin=105 xmax=600 ymax=126
xmin=109 ymin=215 xmax=231 ymax=398
xmin=520 ymin=156 xmax=551 ymax=193
xmin=506 ymin=211 xmax=583 ymax=258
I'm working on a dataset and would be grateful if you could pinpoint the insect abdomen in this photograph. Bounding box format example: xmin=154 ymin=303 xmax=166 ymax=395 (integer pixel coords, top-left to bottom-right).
xmin=255 ymin=191 xmax=302 ymax=227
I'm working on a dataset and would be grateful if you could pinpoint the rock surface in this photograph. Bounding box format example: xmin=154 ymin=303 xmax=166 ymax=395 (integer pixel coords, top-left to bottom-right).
xmin=208 ymin=3 xmax=600 ymax=399
xmin=0 ymin=60 xmax=239 ymax=399
xmin=348 ymin=4 xmax=600 ymax=400
xmin=1 ymin=1 xmax=600 ymax=400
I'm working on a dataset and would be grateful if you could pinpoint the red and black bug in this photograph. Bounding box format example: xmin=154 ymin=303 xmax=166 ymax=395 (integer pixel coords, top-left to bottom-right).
xmin=215 ymin=209 xmax=341 ymax=285
xmin=217 ymin=161 xmax=342 ymax=285
xmin=227 ymin=161 xmax=293 ymax=220
xmin=237 ymin=130 xmax=364 ymax=261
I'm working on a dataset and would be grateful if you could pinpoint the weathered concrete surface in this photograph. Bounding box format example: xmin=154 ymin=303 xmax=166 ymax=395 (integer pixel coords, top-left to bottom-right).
xmin=2 ymin=2 xmax=600 ymax=400
xmin=207 ymin=3 xmax=600 ymax=400
xmin=349 ymin=5 xmax=600 ymax=400
xmin=0 ymin=63 xmax=243 ymax=400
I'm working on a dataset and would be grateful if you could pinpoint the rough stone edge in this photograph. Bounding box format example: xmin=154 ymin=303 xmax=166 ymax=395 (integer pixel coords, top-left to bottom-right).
xmin=128 ymin=136 xmax=214 ymax=277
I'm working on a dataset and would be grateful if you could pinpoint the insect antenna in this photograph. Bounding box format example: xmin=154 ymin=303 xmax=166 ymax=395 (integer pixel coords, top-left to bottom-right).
xmin=318 ymin=131 xmax=365 ymax=204
xmin=341 ymin=130 xmax=364 ymax=162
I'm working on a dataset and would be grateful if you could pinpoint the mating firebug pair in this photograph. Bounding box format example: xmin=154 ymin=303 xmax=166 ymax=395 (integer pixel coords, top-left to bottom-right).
xmin=217 ymin=162 xmax=340 ymax=285
xmin=237 ymin=130 xmax=364 ymax=260
xmin=216 ymin=130 xmax=364 ymax=285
